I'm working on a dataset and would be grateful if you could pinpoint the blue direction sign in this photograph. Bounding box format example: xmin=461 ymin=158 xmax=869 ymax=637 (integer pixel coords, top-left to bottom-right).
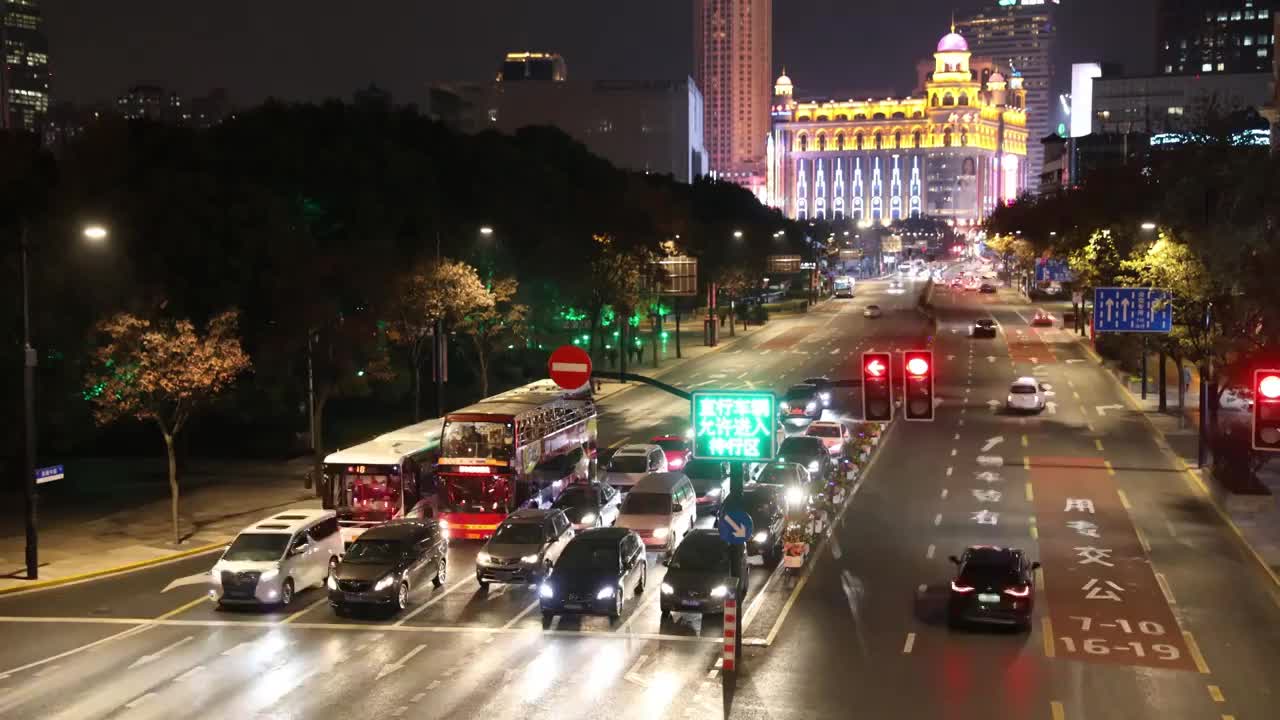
xmin=1093 ymin=287 xmax=1173 ymax=333
xmin=719 ymin=508 xmax=754 ymax=546
xmin=1035 ymin=258 xmax=1075 ymax=283
xmin=35 ymin=464 xmax=64 ymax=484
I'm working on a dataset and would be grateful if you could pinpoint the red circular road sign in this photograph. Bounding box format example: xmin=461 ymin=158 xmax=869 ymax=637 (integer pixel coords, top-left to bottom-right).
xmin=548 ymin=345 xmax=593 ymax=390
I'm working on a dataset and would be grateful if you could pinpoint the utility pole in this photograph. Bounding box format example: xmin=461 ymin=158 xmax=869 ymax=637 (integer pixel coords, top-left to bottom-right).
xmin=20 ymin=222 xmax=39 ymax=579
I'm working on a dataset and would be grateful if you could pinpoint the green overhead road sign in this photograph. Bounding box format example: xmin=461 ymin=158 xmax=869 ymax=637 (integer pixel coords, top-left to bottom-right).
xmin=691 ymin=390 xmax=777 ymax=462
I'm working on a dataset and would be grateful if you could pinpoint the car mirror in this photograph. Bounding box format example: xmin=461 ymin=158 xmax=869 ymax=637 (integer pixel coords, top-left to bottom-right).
xmin=1031 ymin=561 xmax=1041 ymax=570
xmin=1038 ymin=383 xmax=1049 ymax=391
xmin=291 ymin=543 xmax=310 ymax=557
xmin=948 ymin=555 xmax=961 ymax=565
xmin=672 ymin=503 xmax=683 ymax=513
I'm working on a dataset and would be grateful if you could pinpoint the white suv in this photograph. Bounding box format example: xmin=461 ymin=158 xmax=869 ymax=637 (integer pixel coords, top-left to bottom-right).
xmin=1006 ymin=377 xmax=1046 ymax=414
xmin=211 ymin=509 xmax=344 ymax=608
xmin=604 ymin=444 xmax=668 ymax=493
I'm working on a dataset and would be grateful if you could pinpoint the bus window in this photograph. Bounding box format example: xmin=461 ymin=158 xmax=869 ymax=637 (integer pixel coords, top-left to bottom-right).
xmin=441 ymin=421 xmax=514 ymax=461
xmin=346 ymin=470 xmax=402 ymax=522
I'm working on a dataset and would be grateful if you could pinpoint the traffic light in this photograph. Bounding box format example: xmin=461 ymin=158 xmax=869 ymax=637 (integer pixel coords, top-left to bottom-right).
xmin=862 ymin=351 xmax=893 ymax=422
xmin=903 ymin=349 xmax=935 ymax=421
xmin=1252 ymin=369 xmax=1280 ymax=451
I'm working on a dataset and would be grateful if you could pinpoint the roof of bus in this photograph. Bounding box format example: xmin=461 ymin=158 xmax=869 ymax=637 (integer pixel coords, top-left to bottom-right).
xmin=445 ymin=379 xmax=592 ymax=421
xmin=323 ymin=417 xmax=444 ymax=466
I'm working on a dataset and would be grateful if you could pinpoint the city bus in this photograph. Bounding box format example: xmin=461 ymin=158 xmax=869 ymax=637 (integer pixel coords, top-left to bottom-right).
xmin=833 ymin=276 xmax=855 ymax=298
xmin=436 ymin=380 xmax=597 ymax=540
xmin=323 ymin=418 xmax=443 ymax=545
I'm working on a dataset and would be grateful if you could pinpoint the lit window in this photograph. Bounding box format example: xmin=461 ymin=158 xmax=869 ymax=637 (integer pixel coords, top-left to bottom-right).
xmin=1218 ymin=62 xmax=1226 ymax=70
xmin=1202 ymin=63 xmax=1214 ymax=71
xmin=1259 ymin=48 xmax=1270 ymax=56
xmin=1217 ymin=12 xmax=1228 ymax=21
xmin=1230 ymin=11 xmax=1242 ymax=21
xmin=1164 ymin=64 xmax=1174 ymax=73
xmin=1245 ymin=35 xmax=1254 ymax=46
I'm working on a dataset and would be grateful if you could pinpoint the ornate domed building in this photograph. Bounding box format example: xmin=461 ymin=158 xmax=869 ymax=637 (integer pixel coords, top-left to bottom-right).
xmin=765 ymin=28 xmax=1028 ymax=227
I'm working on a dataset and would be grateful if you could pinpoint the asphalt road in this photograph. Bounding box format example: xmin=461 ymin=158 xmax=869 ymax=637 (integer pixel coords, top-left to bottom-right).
xmin=728 ymin=279 xmax=1280 ymax=719
xmin=0 ymin=276 xmax=929 ymax=720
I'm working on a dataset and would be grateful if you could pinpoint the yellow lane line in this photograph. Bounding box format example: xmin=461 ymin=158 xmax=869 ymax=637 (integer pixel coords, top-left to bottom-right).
xmin=1025 ymin=482 xmax=1034 ymax=502
xmin=1095 ymin=438 xmax=1104 ymax=452
xmin=1024 ymin=456 xmax=1031 ymax=470
xmin=1183 ymin=630 xmax=1211 ymax=674
xmin=1104 ymin=460 xmax=1116 ymax=476
xmin=1050 ymin=701 xmax=1066 ymax=720
xmin=1207 ymin=685 xmax=1225 ymax=703
xmin=1117 ymin=489 xmax=1132 ymax=509
xmin=282 ymin=596 xmax=329 ymax=625
xmin=0 ymin=542 xmax=227 ymax=598
xmin=1134 ymin=524 xmax=1151 ymax=553
xmin=155 ymin=595 xmax=210 ymax=621
xmin=1042 ymin=617 xmax=1055 ymax=658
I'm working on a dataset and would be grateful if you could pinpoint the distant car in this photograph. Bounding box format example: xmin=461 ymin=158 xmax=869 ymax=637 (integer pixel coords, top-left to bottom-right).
xmin=552 ymin=482 xmax=621 ymax=530
xmin=776 ymin=436 xmax=835 ymax=482
xmin=328 ymin=520 xmax=446 ymax=616
xmin=735 ymin=485 xmax=786 ymax=564
xmin=476 ymin=509 xmax=575 ymax=589
xmin=979 ymin=283 xmax=997 ymax=294
xmin=950 ymin=278 xmax=963 ymax=289
xmin=970 ymin=318 xmax=997 ymax=338
xmin=683 ymin=459 xmax=730 ymax=515
xmin=948 ymin=546 xmax=1038 ymax=631
xmin=1006 ymin=376 xmax=1046 ymax=413
xmin=540 ymin=528 xmax=647 ymax=621
xmin=780 ymin=384 xmax=823 ymax=422
xmin=660 ymin=530 xmax=741 ymax=616
xmin=863 ymin=304 xmax=883 ymax=318
xmin=1031 ymin=310 xmax=1054 ymax=327
xmin=804 ymin=420 xmax=851 ymax=456
xmin=650 ymin=435 xmax=692 ymax=471
xmin=802 ymin=377 xmax=834 ymax=407
xmin=604 ymin=444 xmax=667 ymax=493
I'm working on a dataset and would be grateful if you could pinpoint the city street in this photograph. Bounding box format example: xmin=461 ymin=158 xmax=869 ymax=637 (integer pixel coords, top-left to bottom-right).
xmin=0 ymin=278 xmax=930 ymax=720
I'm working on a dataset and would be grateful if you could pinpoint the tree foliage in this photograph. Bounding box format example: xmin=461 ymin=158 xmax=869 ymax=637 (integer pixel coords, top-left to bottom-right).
xmin=457 ymin=276 xmax=528 ymax=397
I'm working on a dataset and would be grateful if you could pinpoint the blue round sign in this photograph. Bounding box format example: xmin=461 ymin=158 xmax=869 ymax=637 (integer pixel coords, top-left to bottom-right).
xmin=719 ymin=509 xmax=754 ymax=546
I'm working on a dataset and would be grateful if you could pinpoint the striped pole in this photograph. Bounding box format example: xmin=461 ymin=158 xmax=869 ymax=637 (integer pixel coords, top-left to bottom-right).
xmin=722 ymin=598 xmax=737 ymax=672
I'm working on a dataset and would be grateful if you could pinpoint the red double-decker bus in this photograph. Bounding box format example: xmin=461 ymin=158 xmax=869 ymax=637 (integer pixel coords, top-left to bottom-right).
xmin=436 ymin=380 xmax=597 ymax=540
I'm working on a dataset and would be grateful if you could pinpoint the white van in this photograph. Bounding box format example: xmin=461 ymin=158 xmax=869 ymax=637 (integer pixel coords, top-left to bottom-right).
xmin=210 ymin=509 xmax=344 ymax=608
xmin=616 ymin=472 xmax=698 ymax=556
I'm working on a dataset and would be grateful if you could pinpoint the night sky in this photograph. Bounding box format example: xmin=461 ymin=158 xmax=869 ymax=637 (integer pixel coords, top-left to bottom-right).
xmin=45 ymin=0 xmax=1155 ymax=106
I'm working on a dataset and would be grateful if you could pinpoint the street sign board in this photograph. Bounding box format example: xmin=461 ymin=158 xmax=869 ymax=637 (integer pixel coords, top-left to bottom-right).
xmin=35 ymin=464 xmax=64 ymax=484
xmin=1072 ymin=291 xmax=1083 ymax=306
xmin=657 ymin=256 xmax=698 ymax=296
xmin=547 ymin=345 xmax=592 ymax=390
xmin=719 ymin=508 xmax=754 ymax=546
xmin=766 ymin=255 xmax=801 ymax=274
xmin=1035 ymin=258 xmax=1075 ymax=283
xmin=1093 ymin=287 xmax=1173 ymax=333
xmin=691 ymin=390 xmax=777 ymax=463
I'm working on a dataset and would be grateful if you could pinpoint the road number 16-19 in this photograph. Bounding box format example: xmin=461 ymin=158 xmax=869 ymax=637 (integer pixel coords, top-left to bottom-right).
xmin=1059 ymin=637 xmax=1182 ymax=660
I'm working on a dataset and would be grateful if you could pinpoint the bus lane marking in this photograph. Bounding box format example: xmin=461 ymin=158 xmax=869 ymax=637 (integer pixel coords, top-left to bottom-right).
xmin=1030 ymin=456 xmax=1196 ymax=671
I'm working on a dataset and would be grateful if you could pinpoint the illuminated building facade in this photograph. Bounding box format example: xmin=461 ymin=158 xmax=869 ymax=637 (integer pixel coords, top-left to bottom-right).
xmin=1 ymin=0 xmax=51 ymax=133
xmin=768 ymin=31 xmax=1028 ymax=227
xmin=694 ymin=0 xmax=772 ymax=195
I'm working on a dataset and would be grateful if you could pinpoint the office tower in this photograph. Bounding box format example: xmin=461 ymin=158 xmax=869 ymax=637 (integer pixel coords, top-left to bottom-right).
xmin=1157 ymin=0 xmax=1274 ymax=75
xmin=0 ymin=0 xmax=51 ymax=133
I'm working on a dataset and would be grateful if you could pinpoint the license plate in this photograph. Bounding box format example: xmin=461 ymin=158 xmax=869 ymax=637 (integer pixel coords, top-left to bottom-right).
xmin=978 ymin=593 xmax=1001 ymax=604
xmin=682 ymin=599 xmax=701 ymax=608
xmin=563 ymin=603 xmax=583 ymax=611
xmin=344 ymin=592 xmax=365 ymax=601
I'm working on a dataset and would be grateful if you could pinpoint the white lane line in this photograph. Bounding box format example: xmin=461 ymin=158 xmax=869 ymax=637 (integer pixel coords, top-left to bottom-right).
xmin=394 ymin=576 xmax=473 ymax=626
xmin=926 ymin=544 xmax=936 ymax=559
xmin=742 ymin=559 xmax=785 ymax=630
xmin=917 ymin=584 xmax=927 ymax=594
xmin=124 ymin=692 xmax=158 ymax=709
xmin=617 ymin=578 xmax=663 ymax=633
xmin=950 ymin=449 xmax=957 ymax=457
xmin=624 ymin=653 xmax=651 ymax=687
xmin=902 ymin=633 xmax=916 ymax=654
xmin=940 ymin=489 xmax=949 ymax=499
xmin=934 ymin=514 xmax=943 ymax=526
xmin=945 ymin=467 xmax=953 ymax=477
xmin=173 ymin=665 xmax=206 ymax=683
xmin=32 ymin=664 xmax=59 ymax=678
xmin=501 ymin=598 xmax=541 ymax=630
xmin=1155 ymin=572 xmax=1177 ymax=605
xmin=959 ymin=419 xmax=965 ymax=426
xmin=128 ymin=635 xmax=194 ymax=669
xmin=391 ymin=706 xmax=408 ymax=717
xmin=0 ymin=623 xmax=154 ymax=680
xmin=426 ymin=680 xmax=441 ymax=691
xmin=953 ymin=433 xmax=960 ymax=440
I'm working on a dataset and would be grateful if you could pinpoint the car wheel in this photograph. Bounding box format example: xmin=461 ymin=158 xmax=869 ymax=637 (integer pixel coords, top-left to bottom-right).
xmin=636 ymin=565 xmax=647 ymax=595
xmin=280 ymin=579 xmax=295 ymax=608
xmin=433 ymin=556 xmax=447 ymax=588
xmin=333 ymin=604 xmax=347 ymax=618
xmin=542 ymin=611 xmax=555 ymax=624
xmin=477 ymin=579 xmax=489 ymax=591
xmin=396 ymin=581 xmax=409 ymax=611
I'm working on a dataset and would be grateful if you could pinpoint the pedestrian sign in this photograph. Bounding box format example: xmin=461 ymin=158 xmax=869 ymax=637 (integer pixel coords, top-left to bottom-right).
xmin=719 ymin=508 xmax=754 ymax=546
xmin=691 ymin=390 xmax=777 ymax=462
xmin=1093 ymin=287 xmax=1172 ymax=333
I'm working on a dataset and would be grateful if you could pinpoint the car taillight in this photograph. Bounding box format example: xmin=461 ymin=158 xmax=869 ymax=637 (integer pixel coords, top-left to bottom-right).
xmin=950 ymin=581 xmax=974 ymax=593
xmin=1004 ymin=585 xmax=1030 ymax=597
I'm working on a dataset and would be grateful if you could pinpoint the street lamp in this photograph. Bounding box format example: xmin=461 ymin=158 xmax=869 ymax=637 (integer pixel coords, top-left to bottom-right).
xmin=479 ymin=226 xmax=494 ymax=237
xmin=83 ymin=225 xmax=109 ymax=242
xmin=1140 ymin=221 xmax=1157 ymax=231
xmin=732 ymin=230 xmax=744 ymax=239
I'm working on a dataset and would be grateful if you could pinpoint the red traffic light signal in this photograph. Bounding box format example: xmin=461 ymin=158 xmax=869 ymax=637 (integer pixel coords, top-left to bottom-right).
xmin=903 ymin=350 xmax=935 ymax=421
xmin=862 ymin=351 xmax=893 ymax=422
xmin=1254 ymin=369 xmax=1280 ymax=452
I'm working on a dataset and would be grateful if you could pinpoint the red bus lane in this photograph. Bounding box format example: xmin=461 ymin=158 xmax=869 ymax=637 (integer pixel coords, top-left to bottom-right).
xmin=1007 ymin=327 xmax=1055 ymax=366
xmin=1031 ymin=456 xmax=1197 ymax=671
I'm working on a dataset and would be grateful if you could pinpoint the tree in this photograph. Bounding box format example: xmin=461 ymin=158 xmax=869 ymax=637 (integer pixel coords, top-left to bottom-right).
xmin=584 ymin=234 xmax=649 ymax=358
xmin=386 ymin=258 xmax=492 ymax=419
xmin=84 ymin=310 xmax=251 ymax=544
xmin=457 ymin=277 xmax=528 ymax=397
xmin=984 ymin=234 xmax=1036 ymax=283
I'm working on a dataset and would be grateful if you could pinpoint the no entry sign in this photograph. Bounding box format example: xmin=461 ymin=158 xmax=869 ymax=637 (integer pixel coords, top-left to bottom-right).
xmin=548 ymin=345 xmax=592 ymax=390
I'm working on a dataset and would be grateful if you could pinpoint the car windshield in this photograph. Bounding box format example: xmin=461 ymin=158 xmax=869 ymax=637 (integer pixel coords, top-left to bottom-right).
xmin=785 ymin=387 xmax=816 ymax=401
xmin=976 ymin=319 xmax=994 ymax=327
xmin=683 ymin=459 xmax=725 ymax=481
xmin=867 ymin=305 xmax=880 ymax=310
xmin=1011 ymin=385 xmax=1037 ymax=394
xmin=553 ymin=488 xmax=595 ymax=509
xmin=687 ymin=474 xmax=723 ymax=495
xmin=441 ymin=420 xmax=513 ymax=461
xmin=742 ymin=490 xmax=778 ymax=512
xmin=778 ymin=438 xmax=823 ymax=457
xmin=670 ymin=536 xmax=731 ymax=572
xmin=608 ymin=454 xmax=649 ymax=473
xmin=222 ymin=533 xmax=289 ymax=562
xmin=342 ymin=539 xmax=403 ymax=564
xmin=653 ymin=439 xmax=687 ymax=452
xmin=622 ymin=493 xmax=672 ymax=514
xmin=757 ymin=464 xmax=805 ymax=485
xmin=491 ymin=522 xmax=545 ymax=545
xmin=557 ymin=542 xmax=619 ymax=572
xmin=807 ymin=424 xmax=840 ymax=438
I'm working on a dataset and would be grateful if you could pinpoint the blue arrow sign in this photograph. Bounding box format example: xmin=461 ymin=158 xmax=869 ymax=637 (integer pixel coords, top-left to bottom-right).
xmin=719 ymin=508 xmax=754 ymax=546
xmin=1093 ymin=287 xmax=1173 ymax=333
xmin=35 ymin=464 xmax=64 ymax=484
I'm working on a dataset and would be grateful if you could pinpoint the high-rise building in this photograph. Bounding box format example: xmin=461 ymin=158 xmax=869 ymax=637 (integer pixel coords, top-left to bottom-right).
xmin=693 ymin=0 xmax=772 ymax=195
xmin=1 ymin=0 xmax=52 ymax=133
xmin=116 ymin=85 xmax=184 ymax=123
xmin=498 ymin=52 xmax=568 ymax=83
xmin=1156 ymin=1 xmax=1275 ymax=75
xmin=956 ymin=0 xmax=1058 ymax=189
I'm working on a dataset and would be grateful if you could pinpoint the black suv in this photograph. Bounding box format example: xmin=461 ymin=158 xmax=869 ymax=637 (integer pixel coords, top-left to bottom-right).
xmin=540 ymin=528 xmax=647 ymax=621
xmin=780 ymin=384 xmax=823 ymax=422
xmin=948 ymin=546 xmax=1039 ymax=631
xmin=971 ymin=318 xmax=997 ymax=337
xmin=328 ymin=520 xmax=446 ymax=616
xmin=776 ymin=435 xmax=834 ymax=482
xmin=738 ymin=485 xmax=786 ymax=564
xmin=660 ymin=530 xmax=741 ymax=616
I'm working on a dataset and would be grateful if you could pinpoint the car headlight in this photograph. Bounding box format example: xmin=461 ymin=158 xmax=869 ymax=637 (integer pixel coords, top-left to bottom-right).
xmin=521 ymin=554 xmax=541 ymax=564
xmin=438 ymin=519 xmax=449 ymax=529
xmin=806 ymin=401 xmax=817 ymax=412
xmin=326 ymin=575 xmax=338 ymax=591
xmin=373 ymin=573 xmax=396 ymax=592
xmin=780 ymin=402 xmax=790 ymax=410
xmin=819 ymin=392 xmax=831 ymax=402
xmin=752 ymin=531 xmax=768 ymax=543
xmin=476 ymin=551 xmax=492 ymax=566
xmin=1008 ymin=395 xmax=1014 ymax=403
xmin=661 ymin=582 xmax=674 ymax=595
xmin=652 ymin=527 xmax=670 ymax=539
xmin=580 ymin=513 xmax=597 ymax=525
xmin=707 ymin=488 xmax=722 ymax=498
xmin=258 ymin=569 xmax=280 ymax=583
xmin=539 ymin=583 xmax=554 ymax=599
xmin=785 ymin=485 xmax=805 ymax=506
xmin=710 ymin=585 xmax=729 ymax=598
xmin=596 ymin=586 xmax=616 ymax=600
xmin=808 ymin=460 xmax=820 ymax=472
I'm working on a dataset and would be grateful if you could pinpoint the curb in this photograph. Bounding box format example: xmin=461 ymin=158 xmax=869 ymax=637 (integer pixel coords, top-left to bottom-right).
xmin=0 ymin=541 xmax=227 ymax=597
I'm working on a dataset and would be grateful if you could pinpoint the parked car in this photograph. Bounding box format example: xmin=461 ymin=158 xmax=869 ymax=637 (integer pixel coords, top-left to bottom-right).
xmin=650 ymin=434 xmax=692 ymax=471
xmin=660 ymin=530 xmax=741 ymax=616
xmin=476 ymin=509 xmax=575 ymax=589
xmin=948 ymin=546 xmax=1038 ymax=631
xmin=684 ymin=459 xmax=731 ymax=516
xmin=604 ymin=444 xmax=667 ymax=492
xmin=804 ymin=420 xmax=851 ymax=456
xmin=616 ymin=472 xmax=698 ymax=556
xmin=1006 ymin=376 xmax=1047 ymax=413
xmin=327 ymin=519 xmax=445 ymax=615
xmin=212 ymin=509 xmax=344 ymax=609
xmin=780 ymin=384 xmax=823 ymax=423
xmin=552 ymin=482 xmax=622 ymax=530
xmin=970 ymin=318 xmax=997 ymax=338
xmin=540 ymin=528 xmax=647 ymax=621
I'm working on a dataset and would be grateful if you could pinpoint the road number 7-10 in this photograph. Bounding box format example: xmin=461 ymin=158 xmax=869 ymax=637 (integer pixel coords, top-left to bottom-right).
xmin=1069 ymin=616 xmax=1166 ymax=635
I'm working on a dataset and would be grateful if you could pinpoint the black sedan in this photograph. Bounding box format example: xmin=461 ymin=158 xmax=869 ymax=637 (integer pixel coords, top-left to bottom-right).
xmin=970 ymin=318 xmax=997 ymax=338
xmin=776 ymin=435 xmax=835 ymax=482
xmin=328 ymin=520 xmax=446 ymax=616
xmin=947 ymin=546 xmax=1039 ymax=631
xmin=802 ymin=377 xmax=834 ymax=407
xmin=540 ymin=528 xmax=647 ymax=621
xmin=552 ymin=482 xmax=621 ymax=530
xmin=685 ymin=459 xmax=731 ymax=516
xmin=660 ymin=530 xmax=741 ymax=616
xmin=738 ymin=485 xmax=786 ymax=564
xmin=979 ymin=283 xmax=997 ymax=294
xmin=780 ymin=384 xmax=823 ymax=422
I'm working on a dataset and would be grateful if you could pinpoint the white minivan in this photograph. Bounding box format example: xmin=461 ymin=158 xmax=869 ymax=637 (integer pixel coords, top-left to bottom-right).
xmin=211 ymin=509 xmax=344 ymax=608
xmin=616 ymin=472 xmax=698 ymax=557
